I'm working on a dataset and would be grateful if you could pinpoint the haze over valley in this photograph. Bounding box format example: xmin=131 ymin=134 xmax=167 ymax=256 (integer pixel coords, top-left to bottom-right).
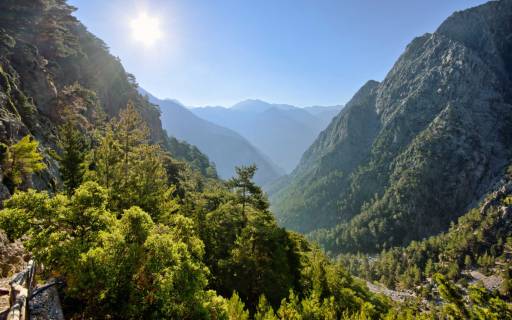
xmin=1 ymin=0 xmax=511 ymax=319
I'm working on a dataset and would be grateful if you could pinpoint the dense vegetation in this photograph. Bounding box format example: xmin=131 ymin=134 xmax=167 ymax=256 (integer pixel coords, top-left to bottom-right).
xmin=163 ymin=135 xmax=217 ymax=179
xmin=1 ymin=109 xmax=511 ymax=318
xmin=0 ymin=107 xmax=390 ymax=319
xmin=337 ymin=176 xmax=512 ymax=291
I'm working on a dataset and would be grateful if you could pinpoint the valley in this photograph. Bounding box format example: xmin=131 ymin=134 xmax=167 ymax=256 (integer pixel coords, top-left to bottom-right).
xmin=0 ymin=0 xmax=511 ymax=318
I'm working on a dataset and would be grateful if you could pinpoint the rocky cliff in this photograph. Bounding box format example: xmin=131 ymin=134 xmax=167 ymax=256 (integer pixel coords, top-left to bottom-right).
xmin=0 ymin=0 xmax=188 ymax=200
xmin=271 ymin=0 xmax=512 ymax=253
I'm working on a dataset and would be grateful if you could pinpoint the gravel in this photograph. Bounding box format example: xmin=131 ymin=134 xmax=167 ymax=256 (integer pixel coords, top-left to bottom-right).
xmin=29 ymin=285 xmax=65 ymax=320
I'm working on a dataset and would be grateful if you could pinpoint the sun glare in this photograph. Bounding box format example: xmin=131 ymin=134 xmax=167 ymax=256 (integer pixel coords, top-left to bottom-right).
xmin=130 ymin=12 xmax=163 ymax=47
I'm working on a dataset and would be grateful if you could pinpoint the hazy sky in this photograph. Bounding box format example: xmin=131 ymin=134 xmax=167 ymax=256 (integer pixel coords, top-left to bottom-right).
xmin=69 ymin=0 xmax=488 ymax=107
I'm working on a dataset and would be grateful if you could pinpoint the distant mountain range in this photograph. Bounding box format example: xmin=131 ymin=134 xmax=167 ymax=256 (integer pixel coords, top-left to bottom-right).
xmin=192 ymin=100 xmax=343 ymax=173
xmin=140 ymin=90 xmax=285 ymax=186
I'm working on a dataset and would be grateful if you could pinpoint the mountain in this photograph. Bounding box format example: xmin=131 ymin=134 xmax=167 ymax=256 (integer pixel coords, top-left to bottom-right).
xmin=271 ymin=0 xmax=512 ymax=254
xmin=0 ymin=3 xmax=392 ymax=319
xmin=140 ymin=90 xmax=284 ymax=185
xmin=0 ymin=1 xmax=221 ymax=200
xmin=338 ymin=173 xmax=512 ymax=291
xmin=2 ymin=1 xmax=511 ymax=318
xmin=192 ymin=100 xmax=343 ymax=173
xmin=303 ymin=105 xmax=344 ymax=128
xmin=0 ymin=0 xmax=177 ymax=199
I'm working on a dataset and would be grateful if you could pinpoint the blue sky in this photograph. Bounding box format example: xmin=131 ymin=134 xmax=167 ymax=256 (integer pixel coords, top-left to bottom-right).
xmin=69 ymin=0 xmax=488 ymax=107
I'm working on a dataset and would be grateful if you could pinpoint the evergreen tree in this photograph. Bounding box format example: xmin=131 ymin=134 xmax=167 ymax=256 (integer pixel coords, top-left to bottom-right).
xmin=113 ymin=101 xmax=150 ymax=181
xmin=88 ymin=124 xmax=120 ymax=190
xmin=434 ymin=273 xmax=469 ymax=319
xmin=254 ymin=295 xmax=277 ymax=320
xmin=500 ymin=264 xmax=512 ymax=297
xmin=227 ymin=165 xmax=269 ymax=225
xmin=225 ymin=293 xmax=250 ymax=320
xmin=86 ymin=103 xmax=174 ymax=219
xmin=1 ymin=135 xmax=46 ymax=193
xmin=58 ymin=121 xmax=87 ymax=195
xmin=0 ymin=183 xmax=214 ymax=319
xmin=464 ymin=255 xmax=472 ymax=269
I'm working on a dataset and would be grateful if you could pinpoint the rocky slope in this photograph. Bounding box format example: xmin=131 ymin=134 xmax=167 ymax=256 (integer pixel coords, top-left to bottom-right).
xmin=271 ymin=0 xmax=512 ymax=253
xmin=0 ymin=1 xmax=214 ymax=198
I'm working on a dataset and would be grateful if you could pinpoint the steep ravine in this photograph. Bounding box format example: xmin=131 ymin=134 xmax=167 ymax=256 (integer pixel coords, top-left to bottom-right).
xmin=271 ymin=0 xmax=512 ymax=253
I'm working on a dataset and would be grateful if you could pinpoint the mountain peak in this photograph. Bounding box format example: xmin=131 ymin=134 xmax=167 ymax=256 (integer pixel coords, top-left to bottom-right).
xmin=231 ymin=99 xmax=297 ymax=112
xmin=271 ymin=0 xmax=512 ymax=253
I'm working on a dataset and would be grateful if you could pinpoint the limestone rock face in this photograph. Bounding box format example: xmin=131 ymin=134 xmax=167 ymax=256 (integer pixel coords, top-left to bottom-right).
xmin=0 ymin=1 xmax=169 ymax=195
xmin=0 ymin=230 xmax=27 ymax=277
xmin=271 ymin=0 xmax=512 ymax=253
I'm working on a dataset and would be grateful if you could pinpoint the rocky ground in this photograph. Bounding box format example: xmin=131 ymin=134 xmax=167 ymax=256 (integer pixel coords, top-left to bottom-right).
xmin=0 ymin=277 xmax=9 ymax=317
xmin=0 ymin=231 xmax=28 ymax=278
xmin=468 ymin=270 xmax=504 ymax=291
xmin=30 ymin=285 xmax=65 ymax=320
xmin=365 ymin=268 xmax=505 ymax=305
xmin=365 ymin=281 xmax=416 ymax=302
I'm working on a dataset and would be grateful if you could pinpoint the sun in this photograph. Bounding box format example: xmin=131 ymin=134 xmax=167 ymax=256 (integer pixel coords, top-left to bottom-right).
xmin=130 ymin=12 xmax=163 ymax=47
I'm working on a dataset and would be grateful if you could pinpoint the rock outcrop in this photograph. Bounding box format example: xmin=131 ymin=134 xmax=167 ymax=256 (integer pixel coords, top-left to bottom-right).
xmin=0 ymin=230 xmax=27 ymax=277
xmin=0 ymin=0 xmax=173 ymax=198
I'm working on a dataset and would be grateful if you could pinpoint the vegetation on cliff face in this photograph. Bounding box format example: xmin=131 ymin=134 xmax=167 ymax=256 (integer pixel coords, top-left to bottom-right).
xmin=339 ymin=170 xmax=512 ymax=292
xmin=0 ymin=135 xmax=46 ymax=193
xmin=271 ymin=0 xmax=512 ymax=254
xmin=0 ymin=0 xmax=214 ymax=200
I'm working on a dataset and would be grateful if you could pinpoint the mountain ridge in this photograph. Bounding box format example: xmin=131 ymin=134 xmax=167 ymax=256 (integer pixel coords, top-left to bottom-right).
xmin=140 ymin=89 xmax=285 ymax=185
xmin=192 ymin=100 xmax=343 ymax=173
xmin=271 ymin=0 xmax=512 ymax=253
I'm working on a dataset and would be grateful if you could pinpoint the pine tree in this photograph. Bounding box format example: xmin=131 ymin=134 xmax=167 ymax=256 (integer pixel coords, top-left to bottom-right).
xmin=89 ymin=124 xmax=121 ymax=190
xmin=225 ymin=293 xmax=250 ymax=320
xmin=464 ymin=255 xmax=472 ymax=269
xmin=58 ymin=121 xmax=87 ymax=195
xmin=227 ymin=165 xmax=269 ymax=225
xmin=434 ymin=273 xmax=469 ymax=319
xmin=500 ymin=264 xmax=512 ymax=297
xmin=112 ymin=101 xmax=150 ymax=182
xmin=1 ymin=135 xmax=46 ymax=193
xmin=86 ymin=103 xmax=174 ymax=219
xmin=424 ymin=258 xmax=434 ymax=277
xmin=254 ymin=295 xmax=277 ymax=320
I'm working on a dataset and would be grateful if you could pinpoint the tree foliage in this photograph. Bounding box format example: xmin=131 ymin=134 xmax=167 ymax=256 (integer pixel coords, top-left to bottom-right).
xmin=0 ymin=105 xmax=390 ymax=319
xmin=0 ymin=135 xmax=46 ymax=193
xmin=57 ymin=121 xmax=88 ymax=195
